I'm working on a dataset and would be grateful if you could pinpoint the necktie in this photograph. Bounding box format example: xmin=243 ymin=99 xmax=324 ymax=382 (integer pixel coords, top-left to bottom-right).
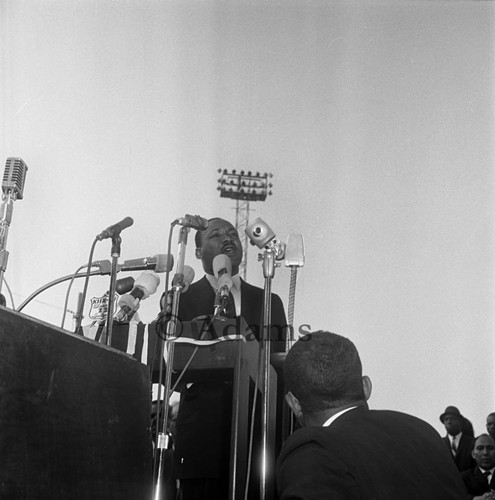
xmin=224 ymin=292 xmax=237 ymax=319
xmin=483 ymin=470 xmax=491 ymax=483
xmin=451 ymin=437 xmax=457 ymax=456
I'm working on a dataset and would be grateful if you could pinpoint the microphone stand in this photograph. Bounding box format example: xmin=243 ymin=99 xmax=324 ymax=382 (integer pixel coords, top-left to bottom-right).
xmin=153 ymin=226 xmax=189 ymax=500
xmin=280 ymin=264 xmax=300 ymax=441
xmin=0 ymin=189 xmax=14 ymax=298
xmin=259 ymin=248 xmax=275 ymax=500
xmin=102 ymin=233 xmax=122 ymax=346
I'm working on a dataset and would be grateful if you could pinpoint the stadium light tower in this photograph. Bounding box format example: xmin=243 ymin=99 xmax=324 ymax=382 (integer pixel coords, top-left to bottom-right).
xmin=216 ymin=169 xmax=273 ymax=279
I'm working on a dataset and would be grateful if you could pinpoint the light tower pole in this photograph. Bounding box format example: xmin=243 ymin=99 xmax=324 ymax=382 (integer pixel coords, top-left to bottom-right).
xmin=216 ymin=169 xmax=273 ymax=280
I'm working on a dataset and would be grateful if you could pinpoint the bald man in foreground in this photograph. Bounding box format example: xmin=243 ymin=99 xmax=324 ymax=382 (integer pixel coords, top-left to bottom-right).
xmin=276 ymin=331 xmax=468 ymax=499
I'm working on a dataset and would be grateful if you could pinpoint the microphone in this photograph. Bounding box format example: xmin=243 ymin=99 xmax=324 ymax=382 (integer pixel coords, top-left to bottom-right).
xmin=159 ymin=265 xmax=195 ymax=311
xmin=213 ymin=254 xmax=233 ymax=299
xmin=91 ymin=259 xmax=112 ymax=275
xmin=96 ymin=216 xmax=134 ymax=241
xmin=284 ymin=234 xmax=305 ymax=267
xmin=170 ymin=265 xmax=195 ymax=292
xmin=0 ymin=158 xmax=29 ymax=296
xmin=182 ymin=265 xmax=195 ymax=293
xmin=114 ymin=270 xmax=160 ymax=322
xmin=174 ymin=214 xmax=209 ymax=231
xmin=91 ymin=253 xmax=174 ymax=275
xmin=121 ymin=254 xmax=174 ymax=273
xmin=116 ymin=276 xmax=134 ymax=295
xmin=3 ymin=157 xmax=28 ymax=200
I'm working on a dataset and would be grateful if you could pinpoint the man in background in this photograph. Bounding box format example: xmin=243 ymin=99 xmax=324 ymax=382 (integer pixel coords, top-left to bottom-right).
xmin=276 ymin=331 xmax=468 ymax=499
xmin=461 ymin=434 xmax=495 ymax=499
xmin=440 ymin=405 xmax=476 ymax=472
xmin=486 ymin=413 xmax=495 ymax=441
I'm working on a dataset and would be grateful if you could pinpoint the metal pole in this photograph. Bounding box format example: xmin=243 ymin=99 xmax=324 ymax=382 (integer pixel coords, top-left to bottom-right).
xmin=153 ymin=226 xmax=189 ymax=500
xmin=260 ymin=249 xmax=275 ymax=500
xmin=103 ymin=234 xmax=121 ymax=346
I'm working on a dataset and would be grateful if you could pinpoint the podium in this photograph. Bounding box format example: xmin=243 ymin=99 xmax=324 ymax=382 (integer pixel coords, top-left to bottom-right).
xmin=0 ymin=307 xmax=152 ymax=500
xmin=171 ymin=317 xmax=278 ymax=500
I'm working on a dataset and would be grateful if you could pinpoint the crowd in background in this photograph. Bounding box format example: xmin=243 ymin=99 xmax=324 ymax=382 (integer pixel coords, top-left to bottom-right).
xmin=439 ymin=406 xmax=495 ymax=499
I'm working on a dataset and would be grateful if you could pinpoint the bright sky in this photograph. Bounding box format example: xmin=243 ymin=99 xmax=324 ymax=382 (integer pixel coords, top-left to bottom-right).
xmin=1 ymin=0 xmax=494 ymax=436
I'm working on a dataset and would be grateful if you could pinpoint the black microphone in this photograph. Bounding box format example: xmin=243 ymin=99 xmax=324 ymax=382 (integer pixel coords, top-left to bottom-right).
xmin=121 ymin=254 xmax=174 ymax=273
xmin=174 ymin=214 xmax=209 ymax=231
xmin=116 ymin=276 xmax=134 ymax=295
xmin=114 ymin=270 xmax=160 ymax=322
xmin=96 ymin=216 xmax=134 ymax=241
xmin=213 ymin=254 xmax=233 ymax=299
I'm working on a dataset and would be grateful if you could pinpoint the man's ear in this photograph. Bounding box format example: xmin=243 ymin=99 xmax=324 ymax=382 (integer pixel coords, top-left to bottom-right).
xmin=195 ymin=247 xmax=202 ymax=259
xmin=362 ymin=375 xmax=372 ymax=401
xmin=286 ymin=391 xmax=304 ymax=426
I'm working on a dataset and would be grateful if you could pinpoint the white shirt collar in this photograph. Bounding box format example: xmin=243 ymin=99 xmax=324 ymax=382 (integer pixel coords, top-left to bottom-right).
xmin=322 ymin=406 xmax=358 ymax=427
xmin=205 ymin=273 xmax=241 ymax=291
xmin=450 ymin=432 xmax=462 ymax=443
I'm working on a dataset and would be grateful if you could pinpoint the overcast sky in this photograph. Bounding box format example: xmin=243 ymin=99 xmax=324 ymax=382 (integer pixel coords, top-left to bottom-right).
xmin=1 ymin=0 xmax=494 ymax=436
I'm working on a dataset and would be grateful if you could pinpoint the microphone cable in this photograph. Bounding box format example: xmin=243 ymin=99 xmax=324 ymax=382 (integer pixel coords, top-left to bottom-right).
xmin=73 ymin=237 xmax=99 ymax=335
xmin=2 ymin=277 xmax=14 ymax=309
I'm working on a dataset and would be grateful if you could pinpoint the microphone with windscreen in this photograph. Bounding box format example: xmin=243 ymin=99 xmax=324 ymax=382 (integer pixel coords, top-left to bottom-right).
xmin=114 ymin=270 xmax=160 ymax=322
xmin=213 ymin=254 xmax=233 ymax=299
xmin=213 ymin=254 xmax=233 ymax=316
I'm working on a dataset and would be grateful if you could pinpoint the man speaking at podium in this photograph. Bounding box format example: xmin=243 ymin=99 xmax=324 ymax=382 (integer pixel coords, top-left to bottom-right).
xmin=170 ymin=217 xmax=287 ymax=500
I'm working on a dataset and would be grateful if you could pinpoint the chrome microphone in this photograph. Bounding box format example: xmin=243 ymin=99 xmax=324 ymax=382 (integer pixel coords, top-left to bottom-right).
xmin=121 ymin=254 xmax=174 ymax=273
xmin=0 ymin=158 xmax=29 ymax=295
xmin=91 ymin=253 xmax=174 ymax=275
xmin=174 ymin=214 xmax=209 ymax=231
xmin=3 ymin=158 xmax=28 ymax=200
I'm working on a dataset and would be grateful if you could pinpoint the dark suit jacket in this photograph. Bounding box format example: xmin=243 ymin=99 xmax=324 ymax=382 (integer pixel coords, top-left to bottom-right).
xmin=173 ymin=275 xmax=287 ymax=479
xmin=461 ymin=466 xmax=495 ymax=498
xmin=276 ymin=405 xmax=468 ymax=500
xmin=443 ymin=434 xmax=475 ymax=472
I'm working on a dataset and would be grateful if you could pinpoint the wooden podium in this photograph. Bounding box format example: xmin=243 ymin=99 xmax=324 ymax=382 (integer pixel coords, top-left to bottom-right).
xmin=171 ymin=317 xmax=278 ymax=500
xmin=0 ymin=307 xmax=152 ymax=500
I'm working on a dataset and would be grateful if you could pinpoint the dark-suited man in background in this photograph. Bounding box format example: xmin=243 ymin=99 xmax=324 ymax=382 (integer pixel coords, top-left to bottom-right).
xmin=486 ymin=413 xmax=495 ymax=441
xmin=461 ymin=434 xmax=495 ymax=500
xmin=169 ymin=218 xmax=287 ymax=500
xmin=276 ymin=331 xmax=468 ymax=500
xmin=441 ymin=405 xmax=476 ymax=472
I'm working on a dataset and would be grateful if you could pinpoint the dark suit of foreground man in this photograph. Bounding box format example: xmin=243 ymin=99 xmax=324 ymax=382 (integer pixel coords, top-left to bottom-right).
xmin=276 ymin=331 xmax=467 ymax=500
xmin=171 ymin=218 xmax=287 ymax=500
